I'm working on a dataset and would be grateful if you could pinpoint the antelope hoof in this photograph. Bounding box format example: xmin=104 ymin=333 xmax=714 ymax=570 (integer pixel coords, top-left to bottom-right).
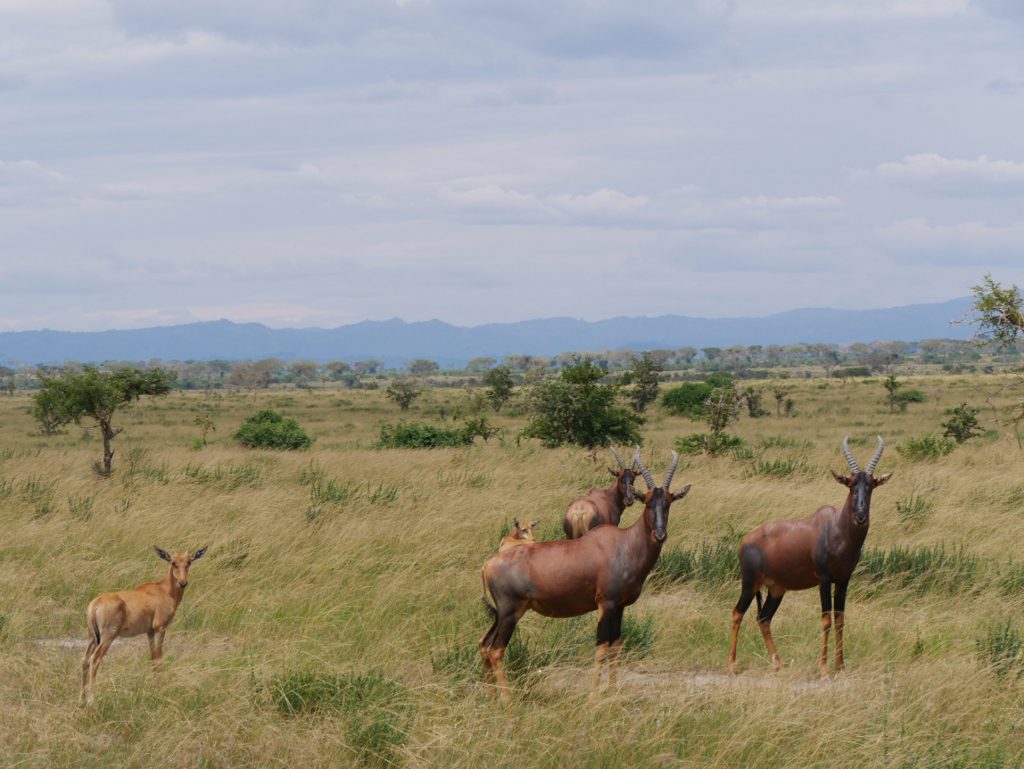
xmin=771 ymin=657 xmax=783 ymax=672
xmin=818 ymin=664 xmax=831 ymax=679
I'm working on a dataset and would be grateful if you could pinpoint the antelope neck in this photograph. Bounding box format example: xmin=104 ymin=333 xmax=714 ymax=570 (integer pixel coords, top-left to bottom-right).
xmin=161 ymin=567 xmax=186 ymax=606
xmin=625 ymin=503 xmax=664 ymax=569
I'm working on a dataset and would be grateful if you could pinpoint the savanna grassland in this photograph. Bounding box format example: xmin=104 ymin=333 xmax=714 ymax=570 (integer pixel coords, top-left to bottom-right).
xmin=1 ymin=375 xmax=1023 ymax=769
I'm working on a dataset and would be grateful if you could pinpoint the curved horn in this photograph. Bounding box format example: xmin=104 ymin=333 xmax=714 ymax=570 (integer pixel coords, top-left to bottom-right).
xmin=865 ymin=435 xmax=885 ymax=475
xmin=663 ymin=450 xmax=680 ymax=490
xmin=609 ymin=445 xmax=626 ymax=470
xmin=630 ymin=445 xmax=641 ymax=470
xmin=634 ymin=452 xmax=656 ymax=490
xmin=841 ymin=436 xmax=860 ymax=473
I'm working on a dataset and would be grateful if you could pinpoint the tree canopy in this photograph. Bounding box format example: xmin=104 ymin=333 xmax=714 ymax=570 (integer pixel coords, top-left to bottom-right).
xmin=33 ymin=366 xmax=174 ymax=475
xmin=521 ymin=359 xmax=642 ymax=450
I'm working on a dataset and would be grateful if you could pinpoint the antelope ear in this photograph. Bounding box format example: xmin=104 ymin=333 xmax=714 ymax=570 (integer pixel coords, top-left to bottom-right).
xmin=530 ymin=520 xmax=540 ymax=528
xmin=608 ymin=468 xmax=618 ymax=477
xmin=872 ymin=472 xmax=893 ymax=487
xmin=190 ymin=546 xmax=208 ymax=562
xmin=671 ymin=484 xmax=691 ymax=501
xmin=830 ymin=469 xmax=851 ymax=486
xmin=154 ymin=546 xmax=172 ymax=562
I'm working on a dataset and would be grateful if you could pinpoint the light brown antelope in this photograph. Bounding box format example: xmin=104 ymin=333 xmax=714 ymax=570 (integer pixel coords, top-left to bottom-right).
xmin=498 ymin=518 xmax=540 ymax=551
xmin=480 ymin=451 xmax=689 ymax=701
xmin=728 ymin=436 xmax=891 ymax=676
xmin=562 ymin=446 xmax=640 ymax=539
xmin=80 ymin=545 xmax=207 ymax=705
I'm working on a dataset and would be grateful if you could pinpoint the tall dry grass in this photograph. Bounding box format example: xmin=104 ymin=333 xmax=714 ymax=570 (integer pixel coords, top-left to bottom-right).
xmin=0 ymin=377 xmax=1022 ymax=767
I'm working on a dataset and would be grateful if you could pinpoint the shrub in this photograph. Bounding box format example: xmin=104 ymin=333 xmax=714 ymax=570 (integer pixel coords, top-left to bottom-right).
xmin=942 ymin=402 xmax=983 ymax=443
xmin=895 ymin=434 xmax=957 ymax=461
xmin=662 ymin=382 xmax=713 ymax=418
xmin=675 ymin=433 xmax=743 ymax=456
xmin=377 ymin=421 xmax=474 ymax=448
xmin=234 ymin=410 xmax=312 ymax=450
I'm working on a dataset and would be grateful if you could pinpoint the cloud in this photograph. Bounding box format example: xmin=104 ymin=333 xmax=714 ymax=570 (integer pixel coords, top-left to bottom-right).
xmin=878 ymin=217 xmax=1024 ymax=261
xmin=870 ymin=154 xmax=1024 ymax=195
xmin=0 ymin=159 xmax=70 ymax=207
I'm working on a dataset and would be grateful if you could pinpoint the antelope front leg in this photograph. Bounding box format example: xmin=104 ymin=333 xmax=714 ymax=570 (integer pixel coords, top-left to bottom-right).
xmin=833 ymin=581 xmax=849 ymax=672
xmin=606 ymin=607 xmax=624 ymax=691
xmin=593 ymin=603 xmax=611 ymax=693
xmin=818 ymin=577 xmax=833 ymax=677
xmin=150 ymin=628 xmax=167 ymax=671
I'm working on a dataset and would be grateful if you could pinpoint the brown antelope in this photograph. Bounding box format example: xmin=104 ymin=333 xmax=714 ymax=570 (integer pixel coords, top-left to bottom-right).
xmin=498 ymin=518 xmax=540 ymax=551
xmin=728 ymin=436 xmax=891 ymax=677
xmin=480 ymin=451 xmax=690 ymax=701
xmin=80 ymin=546 xmax=207 ymax=705
xmin=562 ymin=446 xmax=640 ymax=539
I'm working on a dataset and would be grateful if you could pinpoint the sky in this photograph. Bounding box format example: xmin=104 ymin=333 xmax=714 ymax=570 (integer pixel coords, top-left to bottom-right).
xmin=2 ymin=0 xmax=1024 ymax=332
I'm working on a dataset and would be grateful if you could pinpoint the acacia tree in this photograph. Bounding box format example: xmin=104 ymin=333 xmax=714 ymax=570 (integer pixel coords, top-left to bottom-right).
xmin=386 ymin=377 xmax=422 ymax=410
xmin=969 ymin=275 xmax=1024 ymax=428
xmin=483 ymin=365 xmax=515 ymax=412
xmin=521 ymin=359 xmax=642 ymax=452
xmin=33 ymin=366 xmax=174 ymax=475
xmin=622 ymin=352 xmax=663 ymax=413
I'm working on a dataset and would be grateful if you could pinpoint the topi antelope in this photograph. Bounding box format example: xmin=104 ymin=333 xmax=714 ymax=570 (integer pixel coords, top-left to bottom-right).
xmin=562 ymin=446 xmax=640 ymax=539
xmin=498 ymin=518 xmax=540 ymax=551
xmin=80 ymin=546 xmax=207 ymax=705
xmin=728 ymin=436 xmax=891 ymax=676
xmin=480 ymin=451 xmax=690 ymax=701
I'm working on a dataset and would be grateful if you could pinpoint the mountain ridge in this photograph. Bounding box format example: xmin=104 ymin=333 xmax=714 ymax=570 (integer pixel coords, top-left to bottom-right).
xmin=0 ymin=297 xmax=976 ymax=366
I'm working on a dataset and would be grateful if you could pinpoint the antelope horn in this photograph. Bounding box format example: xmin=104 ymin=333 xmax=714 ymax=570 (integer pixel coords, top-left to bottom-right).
xmin=630 ymin=445 xmax=641 ymax=470
xmin=609 ymin=445 xmax=627 ymax=470
xmin=634 ymin=452 xmax=657 ymax=490
xmin=841 ymin=436 xmax=860 ymax=473
xmin=865 ymin=435 xmax=885 ymax=475
xmin=663 ymin=450 xmax=680 ymax=490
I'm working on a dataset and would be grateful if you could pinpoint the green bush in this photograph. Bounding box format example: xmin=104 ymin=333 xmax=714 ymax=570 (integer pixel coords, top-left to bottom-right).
xmin=377 ymin=421 xmax=473 ymax=448
xmin=377 ymin=417 xmax=497 ymax=449
xmin=942 ymin=402 xmax=983 ymax=443
xmin=675 ymin=432 xmax=743 ymax=456
xmin=662 ymin=382 xmax=713 ymax=418
xmin=234 ymin=410 xmax=312 ymax=450
xmin=895 ymin=434 xmax=957 ymax=461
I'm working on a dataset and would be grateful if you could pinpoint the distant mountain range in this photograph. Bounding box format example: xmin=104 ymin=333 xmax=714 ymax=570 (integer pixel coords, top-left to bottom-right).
xmin=0 ymin=297 xmax=976 ymax=367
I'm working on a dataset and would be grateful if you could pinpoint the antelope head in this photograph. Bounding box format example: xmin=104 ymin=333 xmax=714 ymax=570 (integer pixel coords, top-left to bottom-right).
xmin=608 ymin=445 xmax=641 ymax=506
xmin=512 ymin=518 xmax=540 ymax=541
xmin=634 ymin=450 xmax=691 ymax=543
xmin=831 ymin=436 xmax=893 ymax=525
xmin=155 ymin=545 xmax=208 ymax=589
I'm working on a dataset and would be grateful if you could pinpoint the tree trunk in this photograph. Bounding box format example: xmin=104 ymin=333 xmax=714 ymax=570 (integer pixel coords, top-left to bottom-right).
xmin=101 ymin=421 xmax=115 ymax=476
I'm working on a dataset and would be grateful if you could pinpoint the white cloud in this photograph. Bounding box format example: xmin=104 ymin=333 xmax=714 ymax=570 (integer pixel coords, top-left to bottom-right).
xmin=871 ymin=154 xmax=1024 ymax=194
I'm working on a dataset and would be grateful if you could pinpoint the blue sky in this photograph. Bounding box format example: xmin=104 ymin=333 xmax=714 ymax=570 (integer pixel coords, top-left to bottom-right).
xmin=2 ymin=0 xmax=1023 ymax=331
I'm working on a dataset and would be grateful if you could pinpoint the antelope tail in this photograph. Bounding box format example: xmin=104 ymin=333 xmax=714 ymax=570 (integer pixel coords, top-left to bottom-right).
xmin=480 ymin=571 xmax=497 ymax=621
xmin=755 ymin=591 xmax=763 ymax=615
xmin=570 ymin=509 xmax=586 ymax=539
xmin=86 ymin=605 xmax=101 ymax=647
